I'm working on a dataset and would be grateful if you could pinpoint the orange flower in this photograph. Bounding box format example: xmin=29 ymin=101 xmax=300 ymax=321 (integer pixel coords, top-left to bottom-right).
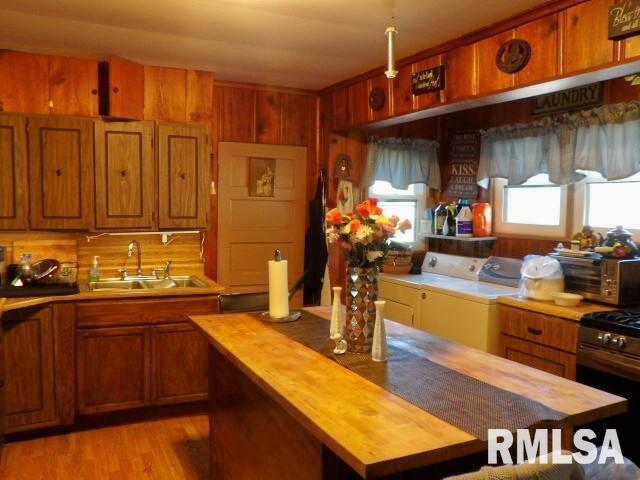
xmin=349 ymin=219 xmax=361 ymax=233
xmin=373 ymin=206 xmax=383 ymax=215
xmin=325 ymin=208 xmax=343 ymax=225
xmin=355 ymin=201 xmax=371 ymax=218
xmin=369 ymin=197 xmax=379 ymax=207
xmin=398 ymin=219 xmax=412 ymax=233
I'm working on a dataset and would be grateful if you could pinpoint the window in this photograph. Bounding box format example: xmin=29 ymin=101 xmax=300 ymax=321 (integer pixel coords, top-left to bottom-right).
xmin=369 ymin=181 xmax=426 ymax=244
xmin=493 ymin=174 xmax=568 ymax=237
xmin=574 ymin=171 xmax=640 ymax=235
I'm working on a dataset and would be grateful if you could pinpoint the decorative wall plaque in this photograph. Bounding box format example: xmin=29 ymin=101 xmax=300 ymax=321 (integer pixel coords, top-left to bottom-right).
xmin=496 ymin=39 xmax=531 ymax=74
xmin=609 ymin=0 xmax=640 ymax=40
xmin=369 ymin=87 xmax=386 ymax=111
xmin=532 ymin=82 xmax=603 ymax=116
xmin=445 ymin=131 xmax=479 ymax=199
xmin=411 ymin=65 xmax=445 ymax=95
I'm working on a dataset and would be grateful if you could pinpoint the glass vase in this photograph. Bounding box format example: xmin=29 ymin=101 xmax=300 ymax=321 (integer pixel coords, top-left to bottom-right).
xmin=345 ymin=266 xmax=378 ymax=353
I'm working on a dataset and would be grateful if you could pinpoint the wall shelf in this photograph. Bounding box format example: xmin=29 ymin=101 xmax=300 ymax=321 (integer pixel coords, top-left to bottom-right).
xmin=422 ymin=233 xmax=496 ymax=242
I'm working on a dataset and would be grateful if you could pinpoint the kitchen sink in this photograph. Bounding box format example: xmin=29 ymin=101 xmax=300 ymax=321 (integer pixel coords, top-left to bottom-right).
xmin=142 ymin=276 xmax=208 ymax=289
xmin=88 ymin=279 xmax=147 ymax=291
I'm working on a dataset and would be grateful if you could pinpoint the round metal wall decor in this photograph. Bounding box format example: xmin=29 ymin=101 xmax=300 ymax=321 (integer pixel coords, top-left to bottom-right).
xmin=496 ymin=39 xmax=531 ymax=74
xmin=369 ymin=87 xmax=386 ymax=111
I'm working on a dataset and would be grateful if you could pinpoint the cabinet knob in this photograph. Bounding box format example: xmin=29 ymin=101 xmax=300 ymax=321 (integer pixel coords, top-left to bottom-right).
xmin=421 ymin=292 xmax=427 ymax=299
xmin=56 ymin=168 xmax=63 ymax=176
xmin=91 ymin=89 xmax=98 ymax=95
xmin=179 ymin=172 xmax=186 ymax=180
xmin=527 ymin=326 xmax=543 ymax=336
xmin=121 ymin=170 xmax=127 ymax=178
xmin=113 ymin=87 xmax=120 ymax=94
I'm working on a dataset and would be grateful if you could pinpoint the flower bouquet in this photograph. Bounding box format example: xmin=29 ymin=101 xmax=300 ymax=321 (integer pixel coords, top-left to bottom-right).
xmin=325 ymin=198 xmax=411 ymax=352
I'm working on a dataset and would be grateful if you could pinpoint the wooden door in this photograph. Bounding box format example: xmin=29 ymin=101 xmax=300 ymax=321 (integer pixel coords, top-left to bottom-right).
xmin=217 ymin=142 xmax=307 ymax=307
xmin=28 ymin=116 xmax=94 ymax=230
xmin=0 ymin=115 xmax=28 ymax=230
xmin=0 ymin=51 xmax=50 ymax=114
xmin=157 ymin=122 xmax=210 ymax=229
xmin=76 ymin=326 xmax=151 ymax=414
xmin=108 ymin=57 xmax=144 ymax=120
xmin=151 ymin=323 xmax=208 ymax=405
xmin=49 ymin=56 xmax=99 ymax=116
xmin=94 ymin=121 xmax=155 ymax=230
xmin=3 ymin=308 xmax=57 ymax=433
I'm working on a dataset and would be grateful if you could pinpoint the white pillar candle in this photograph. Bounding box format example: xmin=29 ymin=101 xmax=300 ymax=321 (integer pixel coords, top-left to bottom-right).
xmin=372 ymin=300 xmax=388 ymax=362
xmin=330 ymin=286 xmax=343 ymax=339
xmin=268 ymin=259 xmax=289 ymax=318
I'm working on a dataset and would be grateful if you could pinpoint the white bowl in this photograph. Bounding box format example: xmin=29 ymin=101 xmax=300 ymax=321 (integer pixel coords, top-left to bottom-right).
xmin=551 ymin=292 xmax=584 ymax=307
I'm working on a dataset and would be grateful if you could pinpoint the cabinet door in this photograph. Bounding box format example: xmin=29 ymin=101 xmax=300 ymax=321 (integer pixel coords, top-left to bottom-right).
xmin=0 ymin=115 xmax=28 ymax=230
xmin=0 ymin=51 xmax=50 ymax=114
xmin=3 ymin=308 xmax=57 ymax=433
xmin=477 ymin=30 xmax=515 ymax=95
xmin=157 ymin=123 xmax=210 ymax=229
xmin=381 ymin=299 xmax=414 ymax=327
xmin=443 ymin=44 xmax=477 ymax=103
xmin=49 ymin=56 xmax=99 ymax=116
xmin=144 ymin=66 xmax=187 ymax=122
xmin=76 ymin=326 xmax=151 ymax=414
xmin=28 ymin=116 xmax=94 ymax=230
xmin=151 ymin=323 xmax=208 ymax=405
xmin=108 ymin=57 xmax=144 ymax=120
xmin=500 ymin=334 xmax=576 ymax=380
xmin=94 ymin=121 xmax=155 ymax=230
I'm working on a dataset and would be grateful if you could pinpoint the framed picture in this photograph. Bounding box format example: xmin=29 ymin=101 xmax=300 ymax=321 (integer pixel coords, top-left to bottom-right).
xmin=249 ymin=157 xmax=276 ymax=197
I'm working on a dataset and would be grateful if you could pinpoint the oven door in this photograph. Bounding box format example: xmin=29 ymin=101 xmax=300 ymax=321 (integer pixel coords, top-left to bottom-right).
xmin=577 ymin=345 xmax=640 ymax=464
xmin=558 ymin=258 xmax=606 ymax=302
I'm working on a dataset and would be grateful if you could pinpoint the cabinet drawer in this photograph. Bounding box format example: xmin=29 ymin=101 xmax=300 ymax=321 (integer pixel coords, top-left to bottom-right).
xmin=379 ymin=279 xmax=422 ymax=310
xmin=500 ymin=334 xmax=576 ymax=380
xmin=77 ymin=296 xmax=219 ymax=328
xmin=499 ymin=305 xmax=578 ymax=353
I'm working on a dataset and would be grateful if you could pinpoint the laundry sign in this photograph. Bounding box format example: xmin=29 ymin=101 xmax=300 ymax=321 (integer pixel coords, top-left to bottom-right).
xmin=411 ymin=65 xmax=445 ymax=95
xmin=445 ymin=131 xmax=479 ymax=199
xmin=609 ymin=0 xmax=640 ymax=40
xmin=531 ymin=82 xmax=603 ymax=116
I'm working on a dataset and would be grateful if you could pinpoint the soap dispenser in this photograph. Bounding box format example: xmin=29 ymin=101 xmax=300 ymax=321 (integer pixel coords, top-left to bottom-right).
xmin=88 ymin=256 xmax=101 ymax=283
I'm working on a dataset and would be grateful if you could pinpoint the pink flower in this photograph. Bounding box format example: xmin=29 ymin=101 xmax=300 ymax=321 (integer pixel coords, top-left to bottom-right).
xmin=398 ymin=219 xmax=412 ymax=233
xmin=389 ymin=215 xmax=400 ymax=226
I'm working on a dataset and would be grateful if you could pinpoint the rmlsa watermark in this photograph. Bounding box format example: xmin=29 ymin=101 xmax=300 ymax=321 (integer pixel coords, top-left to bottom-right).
xmin=488 ymin=428 xmax=624 ymax=465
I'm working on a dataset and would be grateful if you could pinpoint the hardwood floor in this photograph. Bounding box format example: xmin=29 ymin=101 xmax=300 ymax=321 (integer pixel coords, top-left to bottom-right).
xmin=0 ymin=415 xmax=209 ymax=479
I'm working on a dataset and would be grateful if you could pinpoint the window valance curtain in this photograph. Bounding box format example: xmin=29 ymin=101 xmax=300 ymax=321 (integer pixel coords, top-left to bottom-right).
xmin=477 ymin=101 xmax=640 ymax=188
xmin=363 ymin=137 xmax=441 ymax=190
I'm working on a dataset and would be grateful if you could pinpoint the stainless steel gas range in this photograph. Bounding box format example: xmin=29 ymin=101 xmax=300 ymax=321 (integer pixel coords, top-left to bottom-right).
xmin=577 ymin=309 xmax=640 ymax=463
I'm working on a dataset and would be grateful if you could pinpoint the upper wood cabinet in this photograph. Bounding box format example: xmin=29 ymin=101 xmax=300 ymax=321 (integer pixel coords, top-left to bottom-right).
xmin=443 ymin=44 xmax=477 ymax=103
xmin=392 ymin=63 xmax=415 ymax=116
xmin=0 ymin=115 xmax=28 ymax=230
xmin=477 ymin=30 xmax=515 ymax=95
xmin=94 ymin=121 xmax=155 ymax=230
xmin=28 ymin=116 xmax=94 ymax=230
xmin=157 ymin=122 xmax=210 ymax=229
xmin=515 ymin=14 xmax=560 ymax=86
xmin=49 ymin=56 xmax=99 ymax=117
xmin=108 ymin=57 xmax=144 ymax=120
xmin=144 ymin=66 xmax=187 ymax=122
xmin=562 ymin=0 xmax=616 ymax=74
xmin=0 ymin=51 xmax=50 ymax=115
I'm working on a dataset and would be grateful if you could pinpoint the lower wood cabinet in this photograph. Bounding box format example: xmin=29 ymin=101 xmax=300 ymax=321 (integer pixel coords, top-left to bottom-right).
xmin=76 ymin=296 xmax=217 ymax=415
xmin=499 ymin=305 xmax=578 ymax=380
xmin=2 ymin=305 xmax=75 ymax=433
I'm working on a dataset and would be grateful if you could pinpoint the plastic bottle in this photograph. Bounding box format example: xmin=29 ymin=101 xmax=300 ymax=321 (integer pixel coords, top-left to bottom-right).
xmin=88 ymin=256 xmax=101 ymax=283
xmin=455 ymin=205 xmax=473 ymax=237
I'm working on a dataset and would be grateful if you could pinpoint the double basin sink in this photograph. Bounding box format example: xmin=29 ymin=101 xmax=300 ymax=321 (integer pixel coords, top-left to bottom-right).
xmin=88 ymin=275 xmax=208 ymax=292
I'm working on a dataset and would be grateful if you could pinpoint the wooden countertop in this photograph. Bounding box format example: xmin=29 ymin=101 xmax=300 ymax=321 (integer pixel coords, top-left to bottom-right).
xmin=498 ymin=296 xmax=614 ymax=321
xmin=190 ymin=306 xmax=626 ymax=478
xmin=0 ymin=276 xmax=224 ymax=313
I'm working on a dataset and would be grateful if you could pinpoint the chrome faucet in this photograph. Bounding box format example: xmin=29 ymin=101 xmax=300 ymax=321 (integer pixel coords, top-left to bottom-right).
xmin=127 ymin=240 xmax=143 ymax=277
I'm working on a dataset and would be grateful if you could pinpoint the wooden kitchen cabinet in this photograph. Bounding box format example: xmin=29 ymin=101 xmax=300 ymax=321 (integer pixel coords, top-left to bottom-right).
xmin=477 ymin=30 xmax=515 ymax=95
xmin=0 ymin=114 xmax=28 ymax=230
xmin=107 ymin=57 xmax=145 ymax=120
xmin=562 ymin=0 xmax=616 ymax=74
xmin=499 ymin=305 xmax=578 ymax=379
xmin=443 ymin=44 xmax=477 ymax=103
xmin=28 ymin=116 xmax=94 ymax=230
xmin=0 ymin=51 xmax=50 ymax=115
xmin=2 ymin=308 xmax=56 ymax=432
xmin=49 ymin=56 xmax=99 ymax=117
xmin=151 ymin=323 xmax=208 ymax=405
xmin=515 ymin=14 xmax=560 ymax=86
xmin=77 ymin=326 xmax=151 ymax=414
xmin=144 ymin=66 xmax=187 ymax=122
xmin=94 ymin=121 xmax=155 ymax=230
xmin=157 ymin=122 xmax=211 ymax=229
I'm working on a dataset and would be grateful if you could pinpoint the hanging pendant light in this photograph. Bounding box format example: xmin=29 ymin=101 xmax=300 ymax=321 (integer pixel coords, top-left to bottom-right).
xmin=384 ymin=18 xmax=398 ymax=79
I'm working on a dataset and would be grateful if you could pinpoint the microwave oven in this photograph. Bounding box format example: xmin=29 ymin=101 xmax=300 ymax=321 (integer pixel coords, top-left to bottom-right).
xmin=552 ymin=254 xmax=640 ymax=305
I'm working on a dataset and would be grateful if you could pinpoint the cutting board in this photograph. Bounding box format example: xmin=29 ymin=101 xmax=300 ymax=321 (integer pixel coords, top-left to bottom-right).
xmin=12 ymin=239 xmax=78 ymax=263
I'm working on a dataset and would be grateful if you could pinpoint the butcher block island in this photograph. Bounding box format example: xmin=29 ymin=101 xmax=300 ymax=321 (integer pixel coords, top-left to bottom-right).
xmin=190 ymin=306 xmax=626 ymax=480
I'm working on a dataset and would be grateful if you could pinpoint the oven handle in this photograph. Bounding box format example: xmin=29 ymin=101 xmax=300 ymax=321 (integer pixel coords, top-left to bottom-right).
xmin=578 ymin=344 xmax=640 ymax=382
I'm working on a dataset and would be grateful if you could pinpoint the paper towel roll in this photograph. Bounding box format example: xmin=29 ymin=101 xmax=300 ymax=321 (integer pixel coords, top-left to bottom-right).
xmin=268 ymin=259 xmax=289 ymax=318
